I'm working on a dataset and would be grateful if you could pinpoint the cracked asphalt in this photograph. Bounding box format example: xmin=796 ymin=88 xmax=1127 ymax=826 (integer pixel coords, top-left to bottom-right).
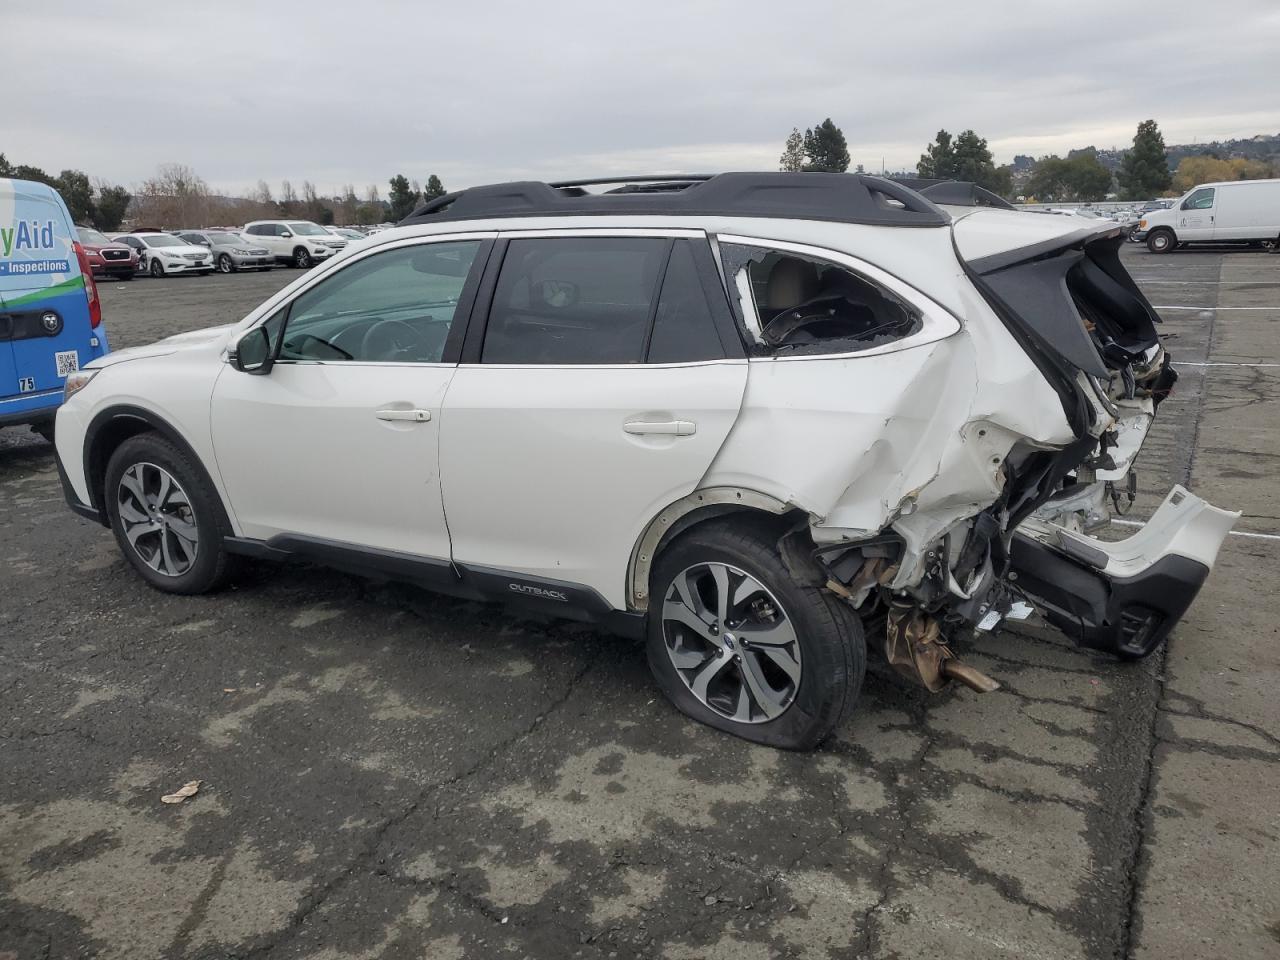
xmin=2 ymin=247 xmax=1278 ymax=959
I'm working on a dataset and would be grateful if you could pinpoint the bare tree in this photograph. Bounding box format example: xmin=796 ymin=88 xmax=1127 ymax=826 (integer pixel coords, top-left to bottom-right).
xmin=280 ymin=180 xmax=299 ymax=216
xmin=134 ymin=163 xmax=211 ymax=227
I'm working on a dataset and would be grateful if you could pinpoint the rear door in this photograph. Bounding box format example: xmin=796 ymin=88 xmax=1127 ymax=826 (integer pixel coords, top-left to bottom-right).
xmin=439 ymin=230 xmax=748 ymax=610
xmin=1177 ymin=186 xmax=1216 ymax=240
xmin=0 ymin=180 xmax=95 ymax=413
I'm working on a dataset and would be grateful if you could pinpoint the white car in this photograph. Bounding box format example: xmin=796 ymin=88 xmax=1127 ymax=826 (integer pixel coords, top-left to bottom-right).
xmin=125 ymin=231 xmax=214 ymax=278
xmin=1137 ymin=178 xmax=1280 ymax=253
xmin=53 ymin=173 xmax=1237 ymax=749
xmin=327 ymin=227 xmax=367 ymax=244
xmin=242 ymin=219 xmax=346 ymax=268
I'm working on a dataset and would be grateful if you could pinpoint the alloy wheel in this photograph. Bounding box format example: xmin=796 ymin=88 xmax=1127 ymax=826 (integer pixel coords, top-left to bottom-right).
xmin=294 ymin=249 xmax=311 ymax=268
xmin=661 ymin=562 xmax=801 ymax=723
xmin=218 ymin=254 xmax=233 ymax=273
xmin=117 ymin=462 xmax=199 ymax=577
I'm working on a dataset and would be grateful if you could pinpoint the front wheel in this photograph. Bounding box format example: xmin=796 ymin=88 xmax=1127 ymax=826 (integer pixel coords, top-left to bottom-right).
xmin=646 ymin=519 xmax=865 ymax=750
xmin=1147 ymin=228 xmax=1176 ymax=254
xmin=149 ymin=258 xmax=165 ymax=278
xmin=104 ymin=433 xmax=236 ymax=594
xmin=217 ymin=253 xmax=234 ymax=273
xmin=293 ymin=247 xmax=312 ymax=268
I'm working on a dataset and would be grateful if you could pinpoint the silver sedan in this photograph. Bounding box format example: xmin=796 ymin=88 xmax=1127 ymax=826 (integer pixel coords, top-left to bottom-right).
xmin=178 ymin=231 xmax=275 ymax=273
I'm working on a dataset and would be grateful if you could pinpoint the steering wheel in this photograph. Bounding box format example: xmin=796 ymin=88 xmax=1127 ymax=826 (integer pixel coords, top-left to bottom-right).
xmin=760 ymin=294 xmax=847 ymax=345
xmin=359 ymin=319 xmax=430 ymax=361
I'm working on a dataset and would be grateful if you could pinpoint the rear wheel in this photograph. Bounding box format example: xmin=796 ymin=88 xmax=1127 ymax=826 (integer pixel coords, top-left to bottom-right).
xmin=1147 ymin=228 xmax=1176 ymax=254
xmin=646 ymin=519 xmax=864 ymax=750
xmin=293 ymin=247 xmax=312 ymax=268
xmin=104 ymin=433 xmax=236 ymax=594
xmin=149 ymin=258 xmax=165 ymax=278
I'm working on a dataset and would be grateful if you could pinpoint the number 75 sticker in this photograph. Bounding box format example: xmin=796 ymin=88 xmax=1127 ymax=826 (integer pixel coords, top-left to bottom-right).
xmin=18 ymin=376 xmax=35 ymax=393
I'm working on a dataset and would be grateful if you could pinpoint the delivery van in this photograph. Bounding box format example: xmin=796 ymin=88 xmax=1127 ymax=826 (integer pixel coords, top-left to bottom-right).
xmin=0 ymin=178 xmax=110 ymax=439
xmin=1139 ymin=178 xmax=1280 ymax=253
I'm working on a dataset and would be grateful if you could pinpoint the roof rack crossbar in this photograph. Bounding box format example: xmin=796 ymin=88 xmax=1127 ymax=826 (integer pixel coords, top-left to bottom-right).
xmin=547 ymin=174 xmax=716 ymax=189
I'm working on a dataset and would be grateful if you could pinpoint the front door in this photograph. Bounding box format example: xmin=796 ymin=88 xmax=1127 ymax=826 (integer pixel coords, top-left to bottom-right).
xmin=210 ymin=235 xmax=492 ymax=560
xmin=1178 ymin=186 xmax=1216 ymax=240
xmin=440 ymin=232 xmax=748 ymax=609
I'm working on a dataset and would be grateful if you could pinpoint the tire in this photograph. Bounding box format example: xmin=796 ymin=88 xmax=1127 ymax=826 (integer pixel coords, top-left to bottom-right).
xmin=217 ymin=253 xmax=234 ymax=274
xmin=646 ymin=519 xmax=865 ymax=750
xmin=293 ymin=247 xmax=312 ymax=268
xmin=1147 ymin=228 xmax=1176 ymax=254
xmin=104 ymin=432 xmax=237 ymax=594
xmin=32 ymin=420 xmax=54 ymax=443
xmin=150 ymin=258 xmax=165 ymax=278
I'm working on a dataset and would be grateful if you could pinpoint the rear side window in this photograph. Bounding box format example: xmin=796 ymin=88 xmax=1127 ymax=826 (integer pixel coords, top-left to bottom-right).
xmin=482 ymin=237 xmax=667 ymax=364
xmin=718 ymin=242 xmax=922 ymax=356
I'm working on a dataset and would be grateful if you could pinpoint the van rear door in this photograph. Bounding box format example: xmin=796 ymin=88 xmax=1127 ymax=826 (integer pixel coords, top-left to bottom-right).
xmin=0 ymin=180 xmax=98 ymax=408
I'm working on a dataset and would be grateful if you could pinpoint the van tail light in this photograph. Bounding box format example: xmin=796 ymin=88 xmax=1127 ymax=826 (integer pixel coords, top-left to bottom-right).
xmin=72 ymin=240 xmax=103 ymax=329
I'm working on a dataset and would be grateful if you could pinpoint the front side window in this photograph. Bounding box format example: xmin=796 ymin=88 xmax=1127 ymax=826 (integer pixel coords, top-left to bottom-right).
xmin=482 ymin=237 xmax=667 ymax=364
xmin=718 ymin=242 xmax=922 ymax=356
xmin=1183 ymin=188 xmax=1215 ymax=210
xmin=275 ymin=240 xmax=482 ymax=364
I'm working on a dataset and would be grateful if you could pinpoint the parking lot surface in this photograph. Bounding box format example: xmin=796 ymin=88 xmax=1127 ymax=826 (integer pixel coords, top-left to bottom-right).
xmin=2 ymin=251 xmax=1278 ymax=959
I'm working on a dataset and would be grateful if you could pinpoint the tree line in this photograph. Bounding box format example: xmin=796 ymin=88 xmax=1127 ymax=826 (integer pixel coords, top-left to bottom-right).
xmin=777 ymin=117 xmax=1275 ymax=203
xmin=1 ymin=152 xmax=449 ymax=229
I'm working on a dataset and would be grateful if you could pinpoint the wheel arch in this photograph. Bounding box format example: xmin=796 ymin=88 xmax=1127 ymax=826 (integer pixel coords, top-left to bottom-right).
xmin=626 ymin=487 xmax=804 ymax=610
xmin=84 ymin=405 xmax=234 ymax=531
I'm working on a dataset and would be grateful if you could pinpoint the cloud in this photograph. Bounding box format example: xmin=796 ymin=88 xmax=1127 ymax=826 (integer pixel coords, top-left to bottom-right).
xmin=10 ymin=0 xmax=1279 ymax=195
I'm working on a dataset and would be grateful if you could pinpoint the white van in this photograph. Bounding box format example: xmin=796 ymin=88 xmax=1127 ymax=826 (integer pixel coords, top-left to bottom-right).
xmin=1139 ymin=178 xmax=1280 ymax=253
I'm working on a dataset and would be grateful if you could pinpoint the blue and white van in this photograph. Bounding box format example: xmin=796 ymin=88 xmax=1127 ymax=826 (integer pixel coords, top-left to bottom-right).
xmin=0 ymin=178 xmax=110 ymax=438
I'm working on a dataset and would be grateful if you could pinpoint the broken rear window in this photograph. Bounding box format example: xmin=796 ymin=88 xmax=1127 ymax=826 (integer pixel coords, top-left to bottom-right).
xmin=717 ymin=242 xmax=923 ymax=356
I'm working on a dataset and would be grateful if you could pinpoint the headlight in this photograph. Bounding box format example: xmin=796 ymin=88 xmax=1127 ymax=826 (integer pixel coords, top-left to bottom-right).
xmin=232 ymin=248 xmax=252 ymax=255
xmin=64 ymin=369 xmax=98 ymax=401
xmin=164 ymin=251 xmax=185 ymax=259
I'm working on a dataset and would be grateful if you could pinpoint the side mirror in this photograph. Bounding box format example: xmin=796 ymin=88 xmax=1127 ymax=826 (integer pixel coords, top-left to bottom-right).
xmin=230 ymin=327 xmax=274 ymax=374
xmin=280 ymin=230 xmax=293 ymax=238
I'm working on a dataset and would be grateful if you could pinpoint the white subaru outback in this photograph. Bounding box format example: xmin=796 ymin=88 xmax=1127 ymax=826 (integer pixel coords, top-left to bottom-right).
xmin=54 ymin=173 xmax=1238 ymax=749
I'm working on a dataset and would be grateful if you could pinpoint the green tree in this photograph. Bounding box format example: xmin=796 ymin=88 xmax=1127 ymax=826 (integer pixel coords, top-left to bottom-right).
xmin=917 ymin=130 xmax=958 ymax=180
xmin=779 ymin=128 xmax=805 ymax=172
xmin=92 ymin=185 xmax=131 ymax=232
xmin=11 ymin=163 xmax=54 ymax=186
xmin=422 ymin=174 xmax=446 ymax=200
xmin=0 ymin=153 xmax=12 ymax=176
xmin=802 ymin=119 xmax=850 ymax=172
xmin=388 ymin=174 xmax=418 ymax=220
xmin=1117 ymin=119 xmax=1172 ymax=200
xmin=56 ymin=169 xmax=94 ymax=224
xmin=1025 ymin=151 xmax=1113 ymax=202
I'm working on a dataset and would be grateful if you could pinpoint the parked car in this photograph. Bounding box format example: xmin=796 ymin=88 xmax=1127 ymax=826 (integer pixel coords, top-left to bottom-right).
xmin=75 ymin=227 xmax=138 ymax=280
xmin=1137 ymin=179 xmax=1280 ymax=252
xmin=118 ymin=231 xmax=214 ymax=277
xmin=327 ymin=227 xmax=367 ymax=243
xmin=177 ymin=230 xmax=274 ymax=274
xmin=242 ymin=220 xmax=345 ymax=268
xmin=0 ymin=177 xmax=110 ymax=440
xmin=53 ymin=173 xmax=1236 ymax=749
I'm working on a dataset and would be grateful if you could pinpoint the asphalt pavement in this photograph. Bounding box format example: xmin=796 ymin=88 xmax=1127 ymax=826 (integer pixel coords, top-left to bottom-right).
xmin=1 ymin=248 xmax=1277 ymax=959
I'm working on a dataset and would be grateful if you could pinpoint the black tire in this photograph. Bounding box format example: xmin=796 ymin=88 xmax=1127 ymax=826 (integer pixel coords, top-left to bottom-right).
xmin=149 ymin=258 xmax=165 ymax=278
xmin=293 ymin=246 xmax=312 ymax=268
xmin=217 ymin=253 xmax=235 ymax=274
xmin=1147 ymin=228 xmax=1176 ymax=254
xmin=104 ymin=432 xmax=237 ymax=594
xmin=31 ymin=420 xmax=54 ymax=443
xmin=646 ymin=518 xmax=865 ymax=750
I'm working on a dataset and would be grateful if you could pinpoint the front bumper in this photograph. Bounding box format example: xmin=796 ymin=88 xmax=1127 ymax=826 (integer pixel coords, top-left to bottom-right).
xmin=163 ymin=259 xmax=212 ymax=272
xmin=1010 ymin=486 xmax=1239 ymax=657
xmin=231 ymin=254 xmax=273 ymax=268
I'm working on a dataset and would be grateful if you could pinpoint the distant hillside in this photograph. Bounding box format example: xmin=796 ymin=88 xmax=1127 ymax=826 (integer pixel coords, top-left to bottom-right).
xmin=1064 ymin=133 xmax=1279 ymax=172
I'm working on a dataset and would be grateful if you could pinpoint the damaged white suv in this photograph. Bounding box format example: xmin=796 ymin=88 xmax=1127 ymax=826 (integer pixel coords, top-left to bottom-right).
xmin=54 ymin=173 xmax=1238 ymax=749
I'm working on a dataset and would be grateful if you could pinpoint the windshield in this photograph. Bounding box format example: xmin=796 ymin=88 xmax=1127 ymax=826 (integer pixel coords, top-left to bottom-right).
xmin=289 ymin=222 xmax=329 ymax=236
xmin=77 ymin=227 xmax=111 ymax=245
xmin=208 ymin=232 xmax=243 ymax=244
xmin=142 ymin=234 xmax=185 ymax=248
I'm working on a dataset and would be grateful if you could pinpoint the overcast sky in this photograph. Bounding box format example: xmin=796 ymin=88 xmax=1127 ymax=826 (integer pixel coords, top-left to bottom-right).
xmin=7 ymin=1 xmax=1279 ymax=197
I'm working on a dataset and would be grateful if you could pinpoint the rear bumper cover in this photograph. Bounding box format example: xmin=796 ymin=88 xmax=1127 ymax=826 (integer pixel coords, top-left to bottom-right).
xmin=1010 ymin=486 xmax=1238 ymax=657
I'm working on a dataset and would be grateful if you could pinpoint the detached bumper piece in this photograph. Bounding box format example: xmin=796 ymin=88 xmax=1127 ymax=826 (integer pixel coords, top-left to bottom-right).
xmin=1011 ymin=486 xmax=1238 ymax=658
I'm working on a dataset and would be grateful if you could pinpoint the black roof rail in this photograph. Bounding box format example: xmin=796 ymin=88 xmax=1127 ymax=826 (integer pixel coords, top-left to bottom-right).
xmin=892 ymin=177 xmax=1015 ymax=210
xmin=398 ymin=172 xmax=950 ymax=228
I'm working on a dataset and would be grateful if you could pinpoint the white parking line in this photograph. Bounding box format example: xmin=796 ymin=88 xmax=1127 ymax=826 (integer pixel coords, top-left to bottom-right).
xmin=1178 ymin=361 xmax=1280 ymax=368
xmin=1153 ymin=305 xmax=1279 ymax=311
xmin=1134 ymin=279 xmax=1280 ymax=285
xmin=1111 ymin=519 xmax=1280 ymax=541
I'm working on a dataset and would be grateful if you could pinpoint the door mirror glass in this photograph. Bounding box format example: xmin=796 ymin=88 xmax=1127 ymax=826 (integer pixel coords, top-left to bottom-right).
xmin=233 ymin=326 xmax=273 ymax=374
xmin=280 ymin=229 xmax=293 ymax=238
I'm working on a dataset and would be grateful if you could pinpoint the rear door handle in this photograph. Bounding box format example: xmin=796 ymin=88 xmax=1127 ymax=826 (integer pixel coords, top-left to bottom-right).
xmin=624 ymin=419 xmax=696 ymax=436
xmin=376 ymin=407 xmax=431 ymax=422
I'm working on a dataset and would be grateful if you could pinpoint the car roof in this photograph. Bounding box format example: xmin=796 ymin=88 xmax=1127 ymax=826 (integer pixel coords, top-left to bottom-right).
xmin=399 ymin=172 xmax=950 ymax=230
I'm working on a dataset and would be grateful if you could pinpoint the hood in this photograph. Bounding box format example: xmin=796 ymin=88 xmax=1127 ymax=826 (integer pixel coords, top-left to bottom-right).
xmin=87 ymin=323 xmax=236 ymax=369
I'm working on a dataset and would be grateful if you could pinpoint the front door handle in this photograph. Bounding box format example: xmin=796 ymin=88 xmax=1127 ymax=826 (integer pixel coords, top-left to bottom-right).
xmin=375 ymin=407 xmax=431 ymax=422
xmin=624 ymin=419 xmax=696 ymax=436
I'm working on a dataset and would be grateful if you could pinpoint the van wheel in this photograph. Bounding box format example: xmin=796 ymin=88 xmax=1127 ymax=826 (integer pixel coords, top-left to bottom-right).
xmin=1147 ymin=228 xmax=1176 ymax=254
xmin=217 ymin=254 xmax=234 ymax=273
xmin=150 ymin=258 xmax=166 ymax=278
xmin=646 ymin=519 xmax=865 ymax=750
xmin=104 ymin=433 xmax=236 ymax=594
xmin=293 ymin=247 xmax=312 ymax=268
